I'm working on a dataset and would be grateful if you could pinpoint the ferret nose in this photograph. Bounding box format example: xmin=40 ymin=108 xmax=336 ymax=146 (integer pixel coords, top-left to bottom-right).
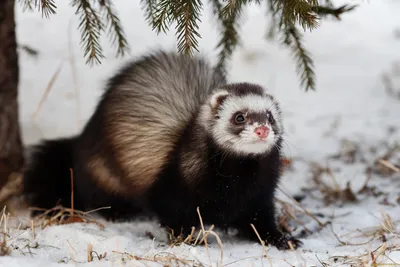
xmin=255 ymin=126 xmax=269 ymax=139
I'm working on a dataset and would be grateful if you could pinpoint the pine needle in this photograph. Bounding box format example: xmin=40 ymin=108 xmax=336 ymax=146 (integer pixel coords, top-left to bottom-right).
xmin=17 ymin=0 xmax=358 ymax=91
xmin=266 ymin=0 xmax=280 ymax=40
xmin=275 ymin=0 xmax=320 ymax=31
xmin=39 ymin=0 xmax=56 ymax=18
xmin=211 ymin=0 xmax=244 ymax=73
xmin=321 ymin=0 xmax=334 ymax=8
xmin=18 ymin=0 xmax=34 ymax=12
xmin=72 ymin=0 xmax=105 ymax=65
xmin=140 ymin=0 xmax=158 ymax=30
xmin=174 ymin=0 xmax=203 ymax=56
xmin=99 ymin=0 xmax=130 ymax=57
xmin=31 ymin=61 xmax=63 ymax=120
xmin=18 ymin=0 xmax=57 ymax=18
xmin=283 ymin=24 xmax=316 ymax=91
xmin=313 ymin=4 xmax=357 ymax=20
xmin=152 ymin=0 xmax=174 ymax=33
xmin=267 ymin=0 xmax=318 ymax=91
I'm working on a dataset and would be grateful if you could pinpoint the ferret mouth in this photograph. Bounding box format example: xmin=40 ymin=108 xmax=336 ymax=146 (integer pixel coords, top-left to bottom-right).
xmin=253 ymin=139 xmax=268 ymax=143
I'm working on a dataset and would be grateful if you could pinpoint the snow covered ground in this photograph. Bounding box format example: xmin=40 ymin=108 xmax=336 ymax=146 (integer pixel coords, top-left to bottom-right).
xmin=0 ymin=0 xmax=399 ymax=266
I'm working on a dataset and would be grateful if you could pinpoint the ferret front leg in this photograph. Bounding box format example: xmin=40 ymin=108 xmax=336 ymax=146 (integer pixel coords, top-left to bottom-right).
xmin=232 ymin=196 xmax=302 ymax=250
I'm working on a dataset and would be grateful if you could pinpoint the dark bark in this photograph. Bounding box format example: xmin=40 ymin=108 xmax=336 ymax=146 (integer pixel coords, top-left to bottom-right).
xmin=0 ymin=0 xmax=24 ymax=189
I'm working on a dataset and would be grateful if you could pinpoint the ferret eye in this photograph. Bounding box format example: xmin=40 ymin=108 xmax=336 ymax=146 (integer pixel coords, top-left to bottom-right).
xmin=267 ymin=112 xmax=275 ymax=124
xmin=235 ymin=114 xmax=246 ymax=124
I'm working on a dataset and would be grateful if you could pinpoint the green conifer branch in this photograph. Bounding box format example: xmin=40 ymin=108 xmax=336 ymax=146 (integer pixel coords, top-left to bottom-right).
xmin=283 ymin=23 xmax=315 ymax=91
xmin=18 ymin=0 xmax=56 ymax=18
xmin=275 ymin=0 xmax=320 ymax=31
xmin=18 ymin=0 xmax=34 ymax=12
xmin=18 ymin=0 xmax=358 ymax=91
xmin=313 ymin=4 xmax=357 ymax=20
xmin=221 ymin=0 xmax=246 ymax=19
xmin=72 ymin=0 xmax=105 ymax=65
xmin=211 ymin=0 xmax=244 ymax=73
xmin=265 ymin=1 xmax=315 ymax=91
xmin=266 ymin=0 xmax=279 ymax=40
xmin=321 ymin=0 xmax=334 ymax=8
xmin=174 ymin=0 xmax=203 ymax=56
xmin=39 ymin=0 xmax=56 ymax=18
xmin=99 ymin=0 xmax=130 ymax=57
xmin=19 ymin=0 xmax=130 ymax=65
xmin=140 ymin=0 xmax=158 ymax=29
xmin=152 ymin=0 xmax=174 ymax=33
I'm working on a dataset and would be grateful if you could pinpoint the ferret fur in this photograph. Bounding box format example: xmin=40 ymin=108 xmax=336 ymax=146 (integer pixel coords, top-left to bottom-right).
xmin=22 ymin=50 xmax=301 ymax=250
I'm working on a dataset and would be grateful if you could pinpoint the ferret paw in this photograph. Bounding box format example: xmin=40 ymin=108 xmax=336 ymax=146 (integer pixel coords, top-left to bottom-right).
xmin=266 ymin=234 xmax=302 ymax=250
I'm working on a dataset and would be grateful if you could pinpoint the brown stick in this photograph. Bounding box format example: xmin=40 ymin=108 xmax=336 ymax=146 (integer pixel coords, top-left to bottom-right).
xmin=69 ymin=168 xmax=74 ymax=216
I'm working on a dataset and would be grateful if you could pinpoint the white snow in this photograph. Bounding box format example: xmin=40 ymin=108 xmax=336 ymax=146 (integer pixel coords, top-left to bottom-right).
xmin=1 ymin=0 xmax=399 ymax=266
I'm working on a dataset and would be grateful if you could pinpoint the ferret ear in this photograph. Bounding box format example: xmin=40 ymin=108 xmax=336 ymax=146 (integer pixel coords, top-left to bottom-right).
xmin=210 ymin=90 xmax=229 ymax=110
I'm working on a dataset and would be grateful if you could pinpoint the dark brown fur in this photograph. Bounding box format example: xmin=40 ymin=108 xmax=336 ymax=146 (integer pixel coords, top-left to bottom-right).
xmin=22 ymin=50 xmax=302 ymax=250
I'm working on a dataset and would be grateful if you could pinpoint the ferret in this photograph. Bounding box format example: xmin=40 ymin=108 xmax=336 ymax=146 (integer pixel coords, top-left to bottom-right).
xmin=22 ymin=50 xmax=301 ymax=250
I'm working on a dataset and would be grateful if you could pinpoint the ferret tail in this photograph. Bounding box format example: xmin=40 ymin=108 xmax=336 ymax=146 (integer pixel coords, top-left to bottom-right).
xmin=22 ymin=137 xmax=76 ymax=215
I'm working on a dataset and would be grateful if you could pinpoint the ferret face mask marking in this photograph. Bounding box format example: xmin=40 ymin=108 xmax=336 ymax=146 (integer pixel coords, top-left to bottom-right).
xmin=209 ymin=88 xmax=282 ymax=156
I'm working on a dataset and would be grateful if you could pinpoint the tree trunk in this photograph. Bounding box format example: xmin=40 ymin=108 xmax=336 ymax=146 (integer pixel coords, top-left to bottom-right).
xmin=0 ymin=0 xmax=24 ymax=189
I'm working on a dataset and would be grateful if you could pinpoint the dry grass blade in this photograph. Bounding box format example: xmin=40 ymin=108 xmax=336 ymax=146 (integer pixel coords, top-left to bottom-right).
xmin=197 ymin=224 xmax=215 ymax=246
xmin=329 ymin=222 xmax=375 ymax=246
xmin=70 ymin=168 xmax=75 ymax=216
xmin=333 ymin=210 xmax=398 ymax=248
xmin=87 ymin=243 xmax=93 ymax=262
xmin=309 ymin=162 xmax=358 ymax=205
xmin=196 ymin=207 xmax=213 ymax=266
xmin=67 ymin=19 xmax=81 ymax=129
xmin=183 ymin=227 xmax=196 ymax=244
xmin=278 ymin=186 xmax=325 ymax=228
xmin=29 ymin=168 xmax=112 ymax=229
xmin=330 ymin=243 xmax=400 ymax=266
xmin=31 ymin=220 xmax=35 ymax=239
xmin=250 ymin=224 xmax=272 ymax=267
xmin=0 ymin=233 xmax=11 ymax=256
xmin=166 ymin=207 xmax=225 ymax=266
xmin=112 ymin=250 xmax=201 ymax=266
xmin=32 ymin=61 xmax=63 ymax=120
xmin=377 ymin=159 xmax=400 ymax=173
xmin=30 ymin=205 xmax=110 ymax=230
xmin=380 ymin=210 xmax=396 ymax=234
xmin=0 ymin=208 xmax=12 ymax=256
xmin=1 ymin=208 xmax=8 ymax=235
xmin=0 ymin=173 xmax=23 ymax=207
xmin=276 ymin=199 xmax=312 ymax=234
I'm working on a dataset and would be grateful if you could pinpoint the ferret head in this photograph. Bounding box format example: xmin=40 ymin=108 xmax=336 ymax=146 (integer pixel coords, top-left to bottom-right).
xmin=200 ymin=83 xmax=283 ymax=156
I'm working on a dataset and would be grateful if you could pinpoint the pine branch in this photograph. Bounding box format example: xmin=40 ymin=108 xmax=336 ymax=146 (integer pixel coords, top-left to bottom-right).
xmin=16 ymin=0 xmax=357 ymax=91
xmin=266 ymin=0 xmax=280 ymax=40
xmin=313 ymin=4 xmax=357 ymax=20
xmin=39 ymin=0 xmax=56 ymax=18
xmin=211 ymin=0 xmax=244 ymax=73
xmin=18 ymin=0 xmax=34 ymax=12
xmin=266 ymin=0 xmax=319 ymax=90
xmin=220 ymin=0 xmax=261 ymax=19
xmin=221 ymin=0 xmax=245 ymax=19
xmin=174 ymin=0 xmax=203 ymax=56
xmin=152 ymin=0 xmax=174 ymax=33
xmin=275 ymin=0 xmax=320 ymax=31
xmin=99 ymin=0 xmax=130 ymax=57
xmin=72 ymin=0 xmax=105 ymax=65
xmin=140 ymin=0 xmax=158 ymax=28
xmin=319 ymin=0 xmax=334 ymax=8
xmin=283 ymin=23 xmax=315 ymax=91
xmin=18 ymin=0 xmax=56 ymax=18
